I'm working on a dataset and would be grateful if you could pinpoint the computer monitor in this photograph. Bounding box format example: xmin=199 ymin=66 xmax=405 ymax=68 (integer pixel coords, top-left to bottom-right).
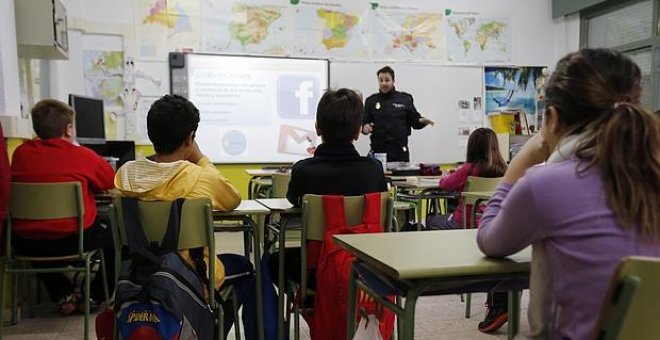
xmin=68 ymin=94 xmax=105 ymax=144
xmin=82 ymin=140 xmax=136 ymax=170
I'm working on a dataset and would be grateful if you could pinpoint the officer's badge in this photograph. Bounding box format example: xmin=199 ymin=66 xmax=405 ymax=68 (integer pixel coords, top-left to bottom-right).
xmin=375 ymin=102 xmax=381 ymax=110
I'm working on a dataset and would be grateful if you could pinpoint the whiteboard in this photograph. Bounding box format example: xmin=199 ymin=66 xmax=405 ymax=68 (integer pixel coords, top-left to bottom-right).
xmin=330 ymin=62 xmax=484 ymax=164
xmin=173 ymin=54 xmax=329 ymax=163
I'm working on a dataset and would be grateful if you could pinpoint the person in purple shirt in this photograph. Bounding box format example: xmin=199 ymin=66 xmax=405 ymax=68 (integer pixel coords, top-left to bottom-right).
xmin=477 ymin=48 xmax=660 ymax=340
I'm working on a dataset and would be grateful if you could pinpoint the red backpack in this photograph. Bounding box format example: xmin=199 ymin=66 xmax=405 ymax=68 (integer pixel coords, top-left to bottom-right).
xmin=310 ymin=193 xmax=395 ymax=340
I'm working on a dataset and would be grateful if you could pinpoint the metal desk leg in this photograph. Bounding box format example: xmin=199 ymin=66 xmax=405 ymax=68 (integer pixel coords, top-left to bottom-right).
xmin=277 ymin=219 xmax=287 ymax=340
xmin=346 ymin=263 xmax=359 ymax=340
xmin=401 ymin=291 xmax=420 ymax=340
xmin=246 ymin=217 xmax=264 ymax=340
xmin=507 ymin=290 xmax=521 ymax=340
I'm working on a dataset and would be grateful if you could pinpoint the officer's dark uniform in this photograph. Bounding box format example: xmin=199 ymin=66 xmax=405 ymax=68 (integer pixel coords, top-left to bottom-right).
xmin=363 ymin=88 xmax=426 ymax=162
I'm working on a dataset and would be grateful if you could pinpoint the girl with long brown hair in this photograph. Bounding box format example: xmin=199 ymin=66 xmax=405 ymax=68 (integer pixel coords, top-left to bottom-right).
xmin=477 ymin=48 xmax=660 ymax=339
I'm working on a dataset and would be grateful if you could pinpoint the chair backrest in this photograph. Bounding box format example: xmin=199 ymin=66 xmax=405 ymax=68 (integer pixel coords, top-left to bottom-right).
xmin=594 ymin=256 xmax=660 ymax=340
xmin=112 ymin=197 xmax=214 ymax=251
xmin=8 ymin=182 xmax=85 ymax=255
xmin=464 ymin=176 xmax=502 ymax=193
xmin=271 ymin=173 xmax=291 ymax=198
xmin=301 ymin=192 xmax=393 ymax=242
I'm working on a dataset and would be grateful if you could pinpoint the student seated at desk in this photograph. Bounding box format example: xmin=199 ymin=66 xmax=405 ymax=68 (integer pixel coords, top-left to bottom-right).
xmin=427 ymin=127 xmax=506 ymax=230
xmin=114 ymin=94 xmax=253 ymax=337
xmin=425 ymin=127 xmax=509 ymax=333
xmin=10 ymin=99 xmax=116 ymax=315
xmin=477 ymin=48 xmax=660 ymax=340
xmin=271 ymin=88 xmax=387 ymax=287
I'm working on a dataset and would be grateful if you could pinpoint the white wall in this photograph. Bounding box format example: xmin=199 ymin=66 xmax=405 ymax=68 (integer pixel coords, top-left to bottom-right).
xmin=6 ymin=0 xmax=583 ymax=146
xmin=0 ymin=0 xmax=24 ymax=136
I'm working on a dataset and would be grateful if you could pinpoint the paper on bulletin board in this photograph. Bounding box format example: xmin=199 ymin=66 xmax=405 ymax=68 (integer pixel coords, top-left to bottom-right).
xmin=457 ymin=125 xmax=471 ymax=147
xmin=133 ymin=96 xmax=158 ymax=145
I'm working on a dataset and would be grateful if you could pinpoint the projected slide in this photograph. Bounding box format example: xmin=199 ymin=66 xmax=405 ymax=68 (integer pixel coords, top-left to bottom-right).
xmin=183 ymin=54 xmax=329 ymax=163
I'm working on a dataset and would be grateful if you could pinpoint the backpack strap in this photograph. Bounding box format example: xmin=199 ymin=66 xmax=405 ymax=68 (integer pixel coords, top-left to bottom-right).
xmin=322 ymin=195 xmax=346 ymax=232
xmin=362 ymin=193 xmax=382 ymax=226
xmin=121 ymin=197 xmax=185 ymax=264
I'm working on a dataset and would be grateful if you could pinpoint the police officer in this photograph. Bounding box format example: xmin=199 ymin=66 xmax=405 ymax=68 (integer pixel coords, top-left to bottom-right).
xmin=362 ymin=66 xmax=434 ymax=162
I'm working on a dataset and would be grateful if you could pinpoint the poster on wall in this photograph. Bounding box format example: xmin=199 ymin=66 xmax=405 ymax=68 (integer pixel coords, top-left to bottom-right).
xmin=484 ymin=66 xmax=546 ymax=132
xmin=445 ymin=9 xmax=512 ymax=64
xmin=201 ymin=0 xmax=291 ymax=55
xmin=291 ymin=1 xmax=369 ymax=60
xmin=369 ymin=2 xmax=445 ymax=61
xmin=134 ymin=0 xmax=201 ymax=60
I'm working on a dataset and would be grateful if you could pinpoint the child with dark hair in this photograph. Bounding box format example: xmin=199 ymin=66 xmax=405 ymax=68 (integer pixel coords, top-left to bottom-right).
xmin=425 ymin=127 xmax=510 ymax=333
xmin=272 ymin=88 xmax=387 ymax=289
xmin=115 ymin=94 xmax=251 ymax=336
xmin=478 ymin=48 xmax=660 ymax=339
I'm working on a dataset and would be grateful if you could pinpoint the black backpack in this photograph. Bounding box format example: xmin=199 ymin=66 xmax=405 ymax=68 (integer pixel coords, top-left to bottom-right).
xmin=115 ymin=198 xmax=215 ymax=339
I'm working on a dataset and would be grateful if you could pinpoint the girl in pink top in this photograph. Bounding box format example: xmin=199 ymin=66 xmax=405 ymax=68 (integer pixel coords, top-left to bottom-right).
xmin=427 ymin=127 xmax=506 ymax=230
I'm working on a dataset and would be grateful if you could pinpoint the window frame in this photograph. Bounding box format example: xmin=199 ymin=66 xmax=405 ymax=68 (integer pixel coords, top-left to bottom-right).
xmin=580 ymin=0 xmax=660 ymax=111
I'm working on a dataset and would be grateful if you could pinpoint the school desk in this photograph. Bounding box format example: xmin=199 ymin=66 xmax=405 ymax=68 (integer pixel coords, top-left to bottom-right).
xmin=335 ymin=229 xmax=531 ymax=340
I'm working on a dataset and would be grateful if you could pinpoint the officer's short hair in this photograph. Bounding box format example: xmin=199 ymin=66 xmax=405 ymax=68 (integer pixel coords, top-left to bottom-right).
xmin=377 ymin=66 xmax=395 ymax=81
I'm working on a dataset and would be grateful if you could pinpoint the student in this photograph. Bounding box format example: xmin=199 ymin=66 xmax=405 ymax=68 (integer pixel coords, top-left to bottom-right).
xmin=428 ymin=127 xmax=506 ymax=230
xmin=361 ymin=66 xmax=434 ymax=162
xmin=273 ymin=88 xmax=388 ymax=286
xmin=477 ymin=48 xmax=660 ymax=339
xmin=114 ymin=94 xmax=251 ymax=336
xmin=286 ymin=88 xmax=388 ymax=206
xmin=425 ymin=127 xmax=509 ymax=333
xmin=10 ymin=99 xmax=116 ymax=315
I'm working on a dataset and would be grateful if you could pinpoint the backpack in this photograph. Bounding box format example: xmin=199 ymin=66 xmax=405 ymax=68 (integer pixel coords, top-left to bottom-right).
xmin=310 ymin=193 xmax=395 ymax=340
xmin=115 ymin=198 xmax=215 ymax=340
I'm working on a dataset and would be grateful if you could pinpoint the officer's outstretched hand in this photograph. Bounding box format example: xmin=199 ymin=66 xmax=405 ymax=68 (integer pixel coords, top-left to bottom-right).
xmin=419 ymin=117 xmax=435 ymax=126
xmin=362 ymin=123 xmax=374 ymax=134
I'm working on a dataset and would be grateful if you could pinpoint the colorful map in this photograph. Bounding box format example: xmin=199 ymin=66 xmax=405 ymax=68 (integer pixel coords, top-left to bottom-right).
xmin=370 ymin=8 xmax=445 ymax=61
xmin=317 ymin=9 xmax=359 ymax=49
xmin=135 ymin=0 xmax=200 ymax=60
xmin=202 ymin=1 xmax=289 ymax=55
xmin=445 ymin=14 xmax=511 ymax=64
xmin=82 ymin=50 xmax=124 ymax=107
xmin=142 ymin=0 xmax=192 ymax=37
xmin=392 ymin=13 xmax=443 ymax=52
xmin=229 ymin=4 xmax=282 ymax=46
xmin=291 ymin=2 xmax=367 ymax=59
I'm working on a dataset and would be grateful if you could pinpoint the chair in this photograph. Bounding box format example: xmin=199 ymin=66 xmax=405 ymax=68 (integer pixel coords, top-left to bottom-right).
xmin=288 ymin=192 xmax=393 ymax=340
xmin=461 ymin=176 xmax=502 ymax=229
xmin=0 ymin=182 xmax=110 ymax=340
xmin=594 ymin=256 xmax=660 ymax=340
xmin=460 ymin=176 xmax=501 ymax=318
xmin=112 ymin=197 xmax=240 ymax=340
xmin=271 ymin=173 xmax=291 ymax=199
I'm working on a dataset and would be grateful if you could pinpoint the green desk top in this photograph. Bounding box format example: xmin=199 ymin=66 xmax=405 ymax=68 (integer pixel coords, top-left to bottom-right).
xmin=256 ymin=198 xmax=299 ymax=212
xmin=462 ymin=191 xmax=495 ymax=200
xmin=214 ymin=199 xmax=271 ymax=216
xmin=334 ymin=229 xmax=530 ymax=280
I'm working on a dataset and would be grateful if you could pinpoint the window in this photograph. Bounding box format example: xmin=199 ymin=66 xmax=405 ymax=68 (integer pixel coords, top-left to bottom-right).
xmin=582 ymin=0 xmax=659 ymax=111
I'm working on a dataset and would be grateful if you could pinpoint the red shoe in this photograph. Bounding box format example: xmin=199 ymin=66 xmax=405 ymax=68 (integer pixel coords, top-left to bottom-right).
xmin=478 ymin=303 xmax=508 ymax=333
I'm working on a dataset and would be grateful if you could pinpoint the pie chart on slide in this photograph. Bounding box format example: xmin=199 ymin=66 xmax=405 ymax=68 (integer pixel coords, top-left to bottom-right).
xmin=222 ymin=130 xmax=247 ymax=155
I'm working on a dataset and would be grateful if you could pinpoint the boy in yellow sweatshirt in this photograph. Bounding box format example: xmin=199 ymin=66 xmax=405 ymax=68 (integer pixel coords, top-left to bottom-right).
xmin=114 ymin=94 xmax=252 ymax=336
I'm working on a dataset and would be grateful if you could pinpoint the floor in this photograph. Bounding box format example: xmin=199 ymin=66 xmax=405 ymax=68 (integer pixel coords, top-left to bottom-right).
xmin=2 ymin=232 xmax=531 ymax=339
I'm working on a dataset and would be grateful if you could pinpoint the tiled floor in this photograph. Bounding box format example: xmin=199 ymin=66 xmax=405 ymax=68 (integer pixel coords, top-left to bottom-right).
xmin=3 ymin=233 xmax=530 ymax=339
xmin=3 ymin=292 xmax=529 ymax=339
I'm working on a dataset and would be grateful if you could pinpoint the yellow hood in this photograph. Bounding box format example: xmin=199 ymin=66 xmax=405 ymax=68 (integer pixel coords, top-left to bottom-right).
xmin=114 ymin=158 xmax=202 ymax=200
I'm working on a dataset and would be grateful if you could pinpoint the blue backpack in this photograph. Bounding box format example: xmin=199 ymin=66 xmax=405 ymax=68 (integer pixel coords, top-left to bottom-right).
xmin=115 ymin=198 xmax=215 ymax=340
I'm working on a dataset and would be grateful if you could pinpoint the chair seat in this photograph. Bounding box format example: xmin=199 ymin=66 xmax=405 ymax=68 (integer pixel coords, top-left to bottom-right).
xmin=15 ymin=250 xmax=98 ymax=262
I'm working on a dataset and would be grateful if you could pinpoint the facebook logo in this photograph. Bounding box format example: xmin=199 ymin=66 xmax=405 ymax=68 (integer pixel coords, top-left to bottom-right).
xmin=277 ymin=75 xmax=320 ymax=118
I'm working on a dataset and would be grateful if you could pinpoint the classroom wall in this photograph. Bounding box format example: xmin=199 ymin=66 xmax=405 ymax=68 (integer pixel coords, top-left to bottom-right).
xmin=2 ymin=0 xmax=581 ymax=189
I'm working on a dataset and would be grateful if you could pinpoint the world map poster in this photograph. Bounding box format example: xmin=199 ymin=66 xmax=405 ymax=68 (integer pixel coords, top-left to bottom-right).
xmin=445 ymin=10 xmax=512 ymax=64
